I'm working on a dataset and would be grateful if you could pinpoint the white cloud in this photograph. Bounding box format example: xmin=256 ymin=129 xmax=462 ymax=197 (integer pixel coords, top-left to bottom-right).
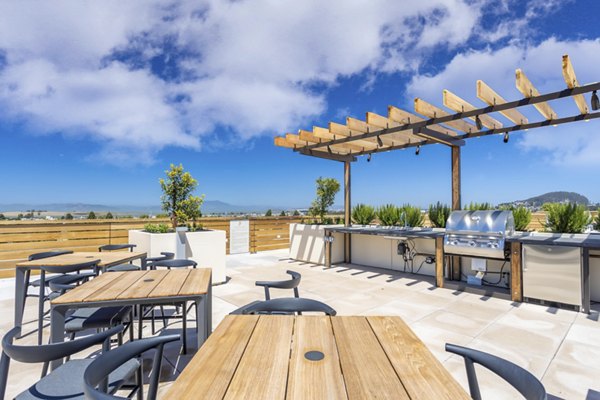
xmin=0 ymin=0 xmax=580 ymax=165
xmin=406 ymin=38 xmax=600 ymax=166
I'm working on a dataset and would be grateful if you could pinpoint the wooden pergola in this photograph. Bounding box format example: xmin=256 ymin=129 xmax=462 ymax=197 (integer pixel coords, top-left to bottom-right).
xmin=275 ymin=54 xmax=600 ymax=263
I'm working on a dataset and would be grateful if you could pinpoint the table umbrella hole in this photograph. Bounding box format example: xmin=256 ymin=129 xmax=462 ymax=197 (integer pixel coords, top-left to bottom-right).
xmin=143 ymin=278 xmax=155 ymax=282
xmin=304 ymin=351 xmax=324 ymax=361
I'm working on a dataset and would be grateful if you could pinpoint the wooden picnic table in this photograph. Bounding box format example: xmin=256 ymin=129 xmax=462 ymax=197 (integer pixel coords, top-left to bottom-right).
xmin=166 ymin=314 xmax=469 ymax=399
xmin=14 ymin=251 xmax=148 ymax=328
xmin=49 ymin=269 xmax=212 ymax=370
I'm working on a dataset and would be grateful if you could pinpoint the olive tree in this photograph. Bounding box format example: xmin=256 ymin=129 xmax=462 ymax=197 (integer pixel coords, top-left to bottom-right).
xmin=160 ymin=164 xmax=205 ymax=229
xmin=309 ymin=177 xmax=340 ymax=221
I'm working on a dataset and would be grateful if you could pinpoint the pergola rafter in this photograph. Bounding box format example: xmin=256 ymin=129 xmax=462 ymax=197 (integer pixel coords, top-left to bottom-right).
xmin=274 ymin=54 xmax=599 ymax=262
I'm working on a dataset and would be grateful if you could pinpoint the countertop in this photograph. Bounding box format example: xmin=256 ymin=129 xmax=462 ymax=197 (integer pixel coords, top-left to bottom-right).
xmin=324 ymin=226 xmax=600 ymax=249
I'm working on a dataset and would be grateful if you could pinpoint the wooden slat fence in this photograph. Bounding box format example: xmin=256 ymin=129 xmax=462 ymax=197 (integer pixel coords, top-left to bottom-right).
xmin=0 ymin=217 xmax=303 ymax=278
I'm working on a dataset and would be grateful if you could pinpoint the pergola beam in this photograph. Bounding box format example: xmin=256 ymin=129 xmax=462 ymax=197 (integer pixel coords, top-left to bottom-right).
xmin=443 ymin=89 xmax=503 ymax=129
xmin=477 ymin=80 xmax=529 ymax=125
xmin=327 ymin=122 xmax=380 ymax=149
xmin=414 ymin=98 xmax=477 ymax=133
xmin=516 ymin=69 xmax=557 ymax=120
xmin=414 ymin=127 xmax=465 ymax=146
xmin=562 ymin=55 xmax=589 ymax=114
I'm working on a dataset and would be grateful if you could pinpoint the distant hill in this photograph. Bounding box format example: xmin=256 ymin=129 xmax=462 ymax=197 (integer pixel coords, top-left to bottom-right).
xmin=500 ymin=191 xmax=590 ymax=208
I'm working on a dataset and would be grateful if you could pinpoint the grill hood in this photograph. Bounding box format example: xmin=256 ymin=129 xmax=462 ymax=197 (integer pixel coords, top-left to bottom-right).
xmin=444 ymin=210 xmax=514 ymax=259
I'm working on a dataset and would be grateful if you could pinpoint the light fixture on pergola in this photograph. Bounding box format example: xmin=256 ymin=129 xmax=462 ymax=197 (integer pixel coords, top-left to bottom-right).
xmin=274 ymin=55 xmax=599 ymax=260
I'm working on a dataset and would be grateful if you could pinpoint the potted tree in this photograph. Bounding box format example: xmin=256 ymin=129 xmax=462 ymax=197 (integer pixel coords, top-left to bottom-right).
xmin=129 ymin=164 xmax=226 ymax=283
xmin=289 ymin=177 xmax=344 ymax=265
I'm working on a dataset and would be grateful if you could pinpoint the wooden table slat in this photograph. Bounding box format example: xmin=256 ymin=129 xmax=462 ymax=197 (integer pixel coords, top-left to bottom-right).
xmin=164 ymin=315 xmax=259 ymax=399
xmin=224 ymin=315 xmax=295 ymax=400
xmin=179 ymin=268 xmax=211 ymax=296
xmin=50 ymin=271 xmax=124 ymax=305
xmin=286 ymin=316 xmax=348 ymax=400
xmin=367 ymin=316 xmax=470 ymax=399
xmin=148 ymin=269 xmax=191 ymax=298
xmin=84 ymin=271 xmax=150 ymax=302
xmin=17 ymin=251 xmax=146 ymax=268
xmin=116 ymin=270 xmax=168 ymax=300
xmin=331 ymin=316 xmax=411 ymax=400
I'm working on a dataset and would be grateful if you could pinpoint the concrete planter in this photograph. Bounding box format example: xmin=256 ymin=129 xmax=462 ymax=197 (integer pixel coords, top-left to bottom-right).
xmin=289 ymin=223 xmax=344 ymax=265
xmin=128 ymin=229 xmax=227 ymax=284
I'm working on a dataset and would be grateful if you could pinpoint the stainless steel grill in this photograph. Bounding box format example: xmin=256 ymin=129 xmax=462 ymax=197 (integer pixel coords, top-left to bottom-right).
xmin=444 ymin=210 xmax=514 ymax=259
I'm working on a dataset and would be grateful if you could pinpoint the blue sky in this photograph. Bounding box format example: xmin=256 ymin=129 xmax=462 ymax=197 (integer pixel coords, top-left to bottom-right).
xmin=1 ymin=0 xmax=599 ymax=209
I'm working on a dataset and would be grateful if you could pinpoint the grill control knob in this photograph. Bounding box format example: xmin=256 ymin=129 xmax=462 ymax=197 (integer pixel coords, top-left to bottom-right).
xmin=469 ymin=241 xmax=476 ymax=247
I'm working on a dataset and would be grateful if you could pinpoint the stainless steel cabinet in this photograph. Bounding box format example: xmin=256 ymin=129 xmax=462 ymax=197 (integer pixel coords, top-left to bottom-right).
xmin=522 ymin=244 xmax=582 ymax=306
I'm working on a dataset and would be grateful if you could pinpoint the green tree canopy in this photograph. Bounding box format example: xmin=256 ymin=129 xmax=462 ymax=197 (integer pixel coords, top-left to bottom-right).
xmin=309 ymin=177 xmax=340 ymax=220
xmin=265 ymin=209 xmax=272 ymax=217
xmin=65 ymin=213 xmax=73 ymax=220
xmin=87 ymin=211 xmax=96 ymax=219
xmin=279 ymin=210 xmax=286 ymax=217
xmin=160 ymin=164 xmax=205 ymax=228
xmin=105 ymin=212 xmax=114 ymax=219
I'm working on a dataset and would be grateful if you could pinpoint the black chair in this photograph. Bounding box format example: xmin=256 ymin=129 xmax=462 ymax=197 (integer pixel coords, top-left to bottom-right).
xmin=237 ymin=297 xmax=337 ymax=316
xmin=0 ymin=325 xmax=138 ymax=400
xmin=445 ymin=343 xmax=547 ymax=400
xmin=149 ymin=259 xmax=198 ymax=352
xmin=84 ymin=334 xmax=180 ymax=400
xmin=100 ymin=244 xmax=140 ymax=272
xmin=36 ymin=260 xmax=100 ymax=344
xmin=255 ymin=270 xmax=301 ymax=300
xmin=49 ymin=279 xmax=134 ymax=345
xmin=21 ymin=251 xmax=87 ymax=319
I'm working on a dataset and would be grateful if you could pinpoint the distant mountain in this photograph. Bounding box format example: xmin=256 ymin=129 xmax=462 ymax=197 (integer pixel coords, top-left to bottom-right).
xmin=0 ymin=200 xmax=300 ymax=215
xmin=500 ymin=191 xmax=590 ymax=208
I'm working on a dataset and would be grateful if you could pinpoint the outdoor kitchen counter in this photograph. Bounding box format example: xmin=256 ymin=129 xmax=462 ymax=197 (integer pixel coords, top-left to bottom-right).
xmin=323 ymin=226 xmax=445 ymax=239
xmin=506 ymin=232 xmax=600 ymax=249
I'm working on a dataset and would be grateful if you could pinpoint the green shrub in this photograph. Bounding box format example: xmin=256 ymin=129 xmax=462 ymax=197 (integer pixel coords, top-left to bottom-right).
xmin=400 ymin=204 xmax=423 ymax=227
xmin=428 ymin=202 xmax=450 ymax=228
xmin=542 ymin=203 xmax=591 ymax=233
xmin=595 ymin=213 xmax=600 ymax=230
xmin=352 ymin=204 xmax=376 ymax=225
xmin=144 ymin=223 xmax=172 ymax=233
xmin=376 ymin=204 xmax=401 ymax=226
xmin=466 ymin=202 xmax=494 ymax=211
xmin=500 ymin=205 xmax=532 ymax=231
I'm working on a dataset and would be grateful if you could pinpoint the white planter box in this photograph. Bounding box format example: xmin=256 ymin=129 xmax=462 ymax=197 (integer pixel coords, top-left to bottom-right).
xmin=128 ymin=229 xmax=227 ymax=284
xmin=185 ymin=230 xmax=227 ymax=284
xmin=289 ymin=223 xmax=344 ymax=265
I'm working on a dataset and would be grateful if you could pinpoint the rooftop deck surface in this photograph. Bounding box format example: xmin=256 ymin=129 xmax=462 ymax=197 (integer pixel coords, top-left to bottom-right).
xmin=0 ymin=249 xmax=598 ymax=399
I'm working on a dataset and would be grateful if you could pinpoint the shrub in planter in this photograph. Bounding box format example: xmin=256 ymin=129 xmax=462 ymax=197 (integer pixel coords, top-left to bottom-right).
xmin=543 ymin=202 xmax=591 ymax=233
xmin=500 ymin=205 xmax=532 ymax=231
xmin=376 ymin=204 xmax=401 ymax=226
xmin=400 ymin=204 xmax=423 ymax=227
xmin=466 ymin=202 xmax=494 ymax=211
xmin=595 ymin=213 xmax=600 ymax=230
xmin=428 ymin=202 xmax=450 ymax=228
xmin=352 ymin=204 xmax=375 ymax=225
xmin=144 ymin=223 xmax=172 ymax=233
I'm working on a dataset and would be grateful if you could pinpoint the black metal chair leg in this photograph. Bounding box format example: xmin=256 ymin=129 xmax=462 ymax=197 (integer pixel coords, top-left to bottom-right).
xmin=37 ymin=271 xmax=46 ymax=345
xmin=160 ymin=306 xmax=167 ymax=329
xmin=181 ymin=302 xmax=187 ymax=354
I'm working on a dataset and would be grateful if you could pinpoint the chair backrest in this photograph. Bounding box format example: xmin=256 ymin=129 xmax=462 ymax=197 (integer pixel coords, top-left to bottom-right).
xmin=255 ymin=270 xmax=301 ymax=300
xmin=99 ymin=244 xmax=136 ymax=252
xmin=28 ymin=250 xmax=73 ymax=261
xmin=152 ymin=258 xmax=197 ymax=269
xmin=83 ymin=334 xmax=180 ymax=400
xmin=241 ymin=297 xmax=336 ymax=316
xmin=445 ymin=343 xmax=547 ymax=400
xmin=146 ymin=252 xmax=175 ymax=263
xmin=40 ymin=259 xmax=100 ymax=275
xmin=0 ymin=325 xmax=124 ymax=400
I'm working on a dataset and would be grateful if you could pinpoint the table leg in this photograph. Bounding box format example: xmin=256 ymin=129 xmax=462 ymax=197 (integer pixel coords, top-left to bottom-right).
xmin=14 ymin=267 xmax=27 ymax=328
xmin=196 ymin=297 xmax=207 ymax=349
xmin=141 ymin=255 xmax=147 ymax=271
xmin=181 ymin=301 xmax=187 ymax=354
xmin=50 ymin=305 xmax=67 ymax=371
xmin=37 ymin=271 xmax=46 ymax=345
xmin=207 ymin=276 xmax=212 ymax=339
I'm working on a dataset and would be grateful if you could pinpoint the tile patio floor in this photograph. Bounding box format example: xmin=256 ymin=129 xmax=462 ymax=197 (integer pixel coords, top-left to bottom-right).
xmin=1 ymin=249 xmax=599 ymax=399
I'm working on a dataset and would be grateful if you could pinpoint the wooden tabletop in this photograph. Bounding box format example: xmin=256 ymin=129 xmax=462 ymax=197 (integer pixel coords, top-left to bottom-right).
xmin=51 ymin=269 xmax=211 ymax=305
xmin=16 ymin=251 xmax=147 ymax=269
xmin=166 ymin=315 xmax=469 ymax=400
